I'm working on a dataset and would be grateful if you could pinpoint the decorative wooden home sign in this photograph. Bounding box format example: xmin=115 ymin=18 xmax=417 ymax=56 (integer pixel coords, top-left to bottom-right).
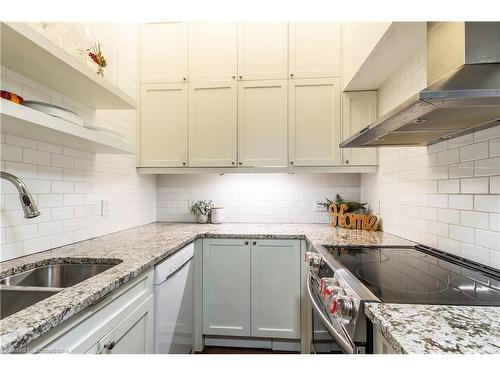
xmin=329 ymin=203 xmax=379 ymax=231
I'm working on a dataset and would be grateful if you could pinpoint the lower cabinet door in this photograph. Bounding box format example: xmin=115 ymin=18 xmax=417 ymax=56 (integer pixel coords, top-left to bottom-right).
xmin=99 ymin=295 xmax=154 ymax=354
xmin=202 ymin=239 xmax=251 ymax=336
xmin=251 ymin=239 xmax=301 ymax=339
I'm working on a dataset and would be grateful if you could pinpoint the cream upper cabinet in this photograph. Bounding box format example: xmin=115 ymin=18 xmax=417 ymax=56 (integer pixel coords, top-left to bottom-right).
xmin=140 ymin=22 xmax=188 ymax=83
xmin=238 ymin=80 xmax=288 ymax=167
xmin=140 ymin=83 xmax=188 ymax=167
xmin=189 ymin=22 xmax=237 ymax=82
xmin=188 ymin=82 xmax=237 ymax=167
xmin=237 ymin=22 xmax=288 ymax=80
xmin=289 ymin=23 xmax=341 ymax=78
xmin=289 ymin=78 xmax=341 ymax=166
xmin=342 ymin=91 xmax=378 ymax=165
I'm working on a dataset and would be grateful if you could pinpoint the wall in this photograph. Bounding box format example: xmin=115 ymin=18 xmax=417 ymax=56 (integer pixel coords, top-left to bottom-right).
xmin=361 ymin=50 xmax=500 ymax=268
xmin=0 ymin=23 xmax=156 ymax=262
xmin=157 ymin=173 xmax=360 ymax=223
xmin=341 ymin=22 xmax=391 ymax=89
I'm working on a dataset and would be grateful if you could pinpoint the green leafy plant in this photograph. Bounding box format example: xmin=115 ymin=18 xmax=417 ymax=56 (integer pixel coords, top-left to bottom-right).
xmin=318 ymin=194 xmax=367 ymax=213
xmin=190 ymin=200 xmax=214 ymax=216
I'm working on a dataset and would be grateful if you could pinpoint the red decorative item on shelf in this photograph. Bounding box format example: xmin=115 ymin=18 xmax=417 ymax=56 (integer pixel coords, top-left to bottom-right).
xmin=1 ymin=90 xmax=23 ymax=104
xmin=81 ymin=43 xmax=107 ymax=77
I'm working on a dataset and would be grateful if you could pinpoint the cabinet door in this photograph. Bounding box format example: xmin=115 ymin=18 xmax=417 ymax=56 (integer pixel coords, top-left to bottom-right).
xmin=289 ymin=23 xmax=341 ymax=78
xmin=140 ymin=22 xmax=188 ymax=83
xmin=202 ymin=239 xmax=251 ymax=337
xmin=140 ymin=83 xmax=188 ymax=167
xmin=251 ymin=240 xmax=301 ymax=339
xmin=99 ymin=295 xmax=154 ymax=354
xmin=289 ymin=78 xmax=341 ymax=166
xmin=238 ymin=80 xmax=288 ymax=167
xmin=189 ymin=22 xmax=237 ymax=82
xmin=188 ymin=82 xmax=237 ymax=166
xmin=237 ymin=22 xmax=288 ymax=80
xmin=342 ymin=91 xmax=378 ymax=165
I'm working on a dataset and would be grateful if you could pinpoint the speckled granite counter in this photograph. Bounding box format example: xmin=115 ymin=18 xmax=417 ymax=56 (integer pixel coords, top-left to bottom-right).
xmin=0 ymin=222 xmax=413 ymax=353
xmin=365 ymin=302 xmax=500 ymax=354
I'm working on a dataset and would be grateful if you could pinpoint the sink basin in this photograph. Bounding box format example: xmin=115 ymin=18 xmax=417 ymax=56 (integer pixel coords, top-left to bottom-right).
xmin=0 ymin=263 xmax=116 ymax=288
xmin=0 ymin=288 xmax=60 ymax=320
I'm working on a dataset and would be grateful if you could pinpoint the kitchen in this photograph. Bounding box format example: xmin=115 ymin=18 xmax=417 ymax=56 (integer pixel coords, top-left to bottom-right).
xmin=1 ymin=0 xmax=499 ymax=373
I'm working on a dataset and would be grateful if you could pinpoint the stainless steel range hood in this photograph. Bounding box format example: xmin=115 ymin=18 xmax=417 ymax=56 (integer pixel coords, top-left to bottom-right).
xmin=340 ymin=22 xmax=500 ymax=148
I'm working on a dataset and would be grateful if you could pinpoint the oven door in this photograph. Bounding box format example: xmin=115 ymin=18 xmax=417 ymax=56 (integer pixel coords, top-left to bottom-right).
xmin=307 ymin=271 xmax=356 ymax=354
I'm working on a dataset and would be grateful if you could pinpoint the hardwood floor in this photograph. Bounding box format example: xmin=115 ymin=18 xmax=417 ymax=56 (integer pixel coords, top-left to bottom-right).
xmin=197 ymin=346 xmax=298 ymax=354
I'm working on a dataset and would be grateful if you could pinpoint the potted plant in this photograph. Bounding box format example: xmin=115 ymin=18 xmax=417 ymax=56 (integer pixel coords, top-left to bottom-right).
xmin=190 ymin=200 xmax=214 ymax=224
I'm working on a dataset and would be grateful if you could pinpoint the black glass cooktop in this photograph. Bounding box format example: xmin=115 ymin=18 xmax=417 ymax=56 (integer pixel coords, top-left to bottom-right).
xmin=325 ymin=246 xmax=500 ymax=306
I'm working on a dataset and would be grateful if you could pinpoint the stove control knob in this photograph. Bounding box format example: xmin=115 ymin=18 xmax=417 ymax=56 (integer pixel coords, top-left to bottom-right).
xmin=320 ymin=278 xmax=340 ymax=297
xmin=333 ymin=295 xmax=354 ymax=324
xmin=304 ymin=252 xmax=322 ymax=270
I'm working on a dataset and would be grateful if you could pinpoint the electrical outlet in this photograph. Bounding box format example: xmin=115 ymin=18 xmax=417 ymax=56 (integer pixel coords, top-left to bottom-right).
xmin=101 ymin=200 xmax=110 ymax=217
xmin=314 ymin=200 xmax=327 ymax=212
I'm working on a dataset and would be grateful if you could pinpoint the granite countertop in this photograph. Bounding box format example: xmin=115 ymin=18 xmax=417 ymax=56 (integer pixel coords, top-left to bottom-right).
xmin=365 ymin=302 xmax=500 ymax=354
xmin=0 ymin=222 xmax=413 ymax=353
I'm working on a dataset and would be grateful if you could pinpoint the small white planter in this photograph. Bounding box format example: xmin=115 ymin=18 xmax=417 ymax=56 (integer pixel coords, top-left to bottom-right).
xmin=210 ymin=207 xmax=224 ymax=224
xmin=197 ymin=214 xmax=209 ymax=224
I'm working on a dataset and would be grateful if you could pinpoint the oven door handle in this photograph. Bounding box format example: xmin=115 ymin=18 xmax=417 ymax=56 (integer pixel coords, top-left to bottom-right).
xmin=307 ymin=270 xmax=355 ymax=354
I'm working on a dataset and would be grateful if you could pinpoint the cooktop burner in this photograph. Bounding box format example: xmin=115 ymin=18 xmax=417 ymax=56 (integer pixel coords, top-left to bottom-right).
xmin=324 ymin=246 xmax=500 ymax=306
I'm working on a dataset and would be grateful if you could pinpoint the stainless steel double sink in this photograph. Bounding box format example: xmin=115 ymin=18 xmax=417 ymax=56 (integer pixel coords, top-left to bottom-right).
xmin=0 ymin=262 xmax=119 ymax=320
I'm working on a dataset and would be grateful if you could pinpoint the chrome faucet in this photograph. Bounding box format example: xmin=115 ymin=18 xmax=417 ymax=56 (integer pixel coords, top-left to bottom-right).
xmin=1 ymin=171 xmax=41 ymax=219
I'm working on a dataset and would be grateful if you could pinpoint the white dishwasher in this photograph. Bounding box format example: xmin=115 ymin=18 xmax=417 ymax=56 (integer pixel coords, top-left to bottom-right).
xmin=154 ymin=243 xmax=194 ymax=354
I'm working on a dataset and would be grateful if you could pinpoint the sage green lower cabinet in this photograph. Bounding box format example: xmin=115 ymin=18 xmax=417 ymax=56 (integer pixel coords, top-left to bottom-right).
xmin=25 ymin=271 xmax=154 ymax=354
xmin=202 ymin=238 xmax=301 ymax=341
xmin=202 ymin=238 xmax=251 ymax=336
xmin=251 ymin=240 xmax=301 ymax=339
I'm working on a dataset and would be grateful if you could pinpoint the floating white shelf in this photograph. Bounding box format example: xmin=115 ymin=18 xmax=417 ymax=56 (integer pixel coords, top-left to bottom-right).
xmin=137 ymin=166 xmax=378 ymax=174
xmin=1 ymin=22 xmax=138 ymax=110
xmin=344 ymin=22 xmax=426 ymax=91
xmin=1 ymin=99 xmax=135 ymax=154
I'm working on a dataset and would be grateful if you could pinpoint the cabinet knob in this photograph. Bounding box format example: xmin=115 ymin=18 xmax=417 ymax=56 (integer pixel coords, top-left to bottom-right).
xmin=183 ymin=77 xmax=187 ymax=81
xmin=290 ymin=73 xmax=294 ymax=77
xmin=345 ymin=160 xmax=349 ymax=165
xmin=231 ymin=161 xmax=235 ymax=165
xmin=244 ymin=241 xmax=249 ymax=245
xmin=182 ymin=161 xmax=186 ymax=166
xmin=238 ymin=161 xmax=242 ymax=165
xmin=104 ymin=340 xmax=115 ymax=351
xmin=252 ymin=241 xmax=257 ymax=246
xmin=239 ymin=75 xmax=242 ymax=79
xmin=232 ymin=75 xmax=236 ymax=79
xmin=290 ymin=161 xmax=294 ymax=165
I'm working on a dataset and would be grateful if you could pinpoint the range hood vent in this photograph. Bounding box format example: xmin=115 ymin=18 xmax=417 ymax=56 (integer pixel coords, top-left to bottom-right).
xmin=341 ymin=22 xmax=500 ymax=148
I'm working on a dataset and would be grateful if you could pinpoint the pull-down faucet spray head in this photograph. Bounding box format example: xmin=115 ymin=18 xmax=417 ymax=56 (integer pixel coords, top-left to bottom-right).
xmin=1 ymin=171 xmax=41 ymax=219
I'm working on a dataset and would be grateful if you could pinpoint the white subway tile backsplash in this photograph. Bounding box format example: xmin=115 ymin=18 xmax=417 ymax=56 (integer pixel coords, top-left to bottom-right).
xmin=489 ymin=138 xmax=500 ymax=157
xmin=449 ymin=224 xmax=475 ymax=244
xmin=460 ymin=177 xmax=489 ymax=194
xmin=474 ymin=126 xmax=500 ymax=142
xmin=449 ymin=195 xmax=473 ymax=210
xmin=437 ymin=149 xmax=459 ymax=165
xmin=460 ymin=243 xmax=490 ymax=264
xmin=490 ymin=176 xmax=500 ymax=194
xmin=460 ymin=142 xmax=489 ymax=162
xmin=448 ymin=162 xmax=473 ymax=178
xmin=52 ymin=154 xmax=74 ymax=169
xmin=474 ymin=195 xmax=500 ymax=213
xmin=460 ymin=211 xmax=490 ymax=230
xmin=438 ymin=179 xmax=460 ymax=194
xmin=475 ymin=229 xmax=500 ymax=251
xmin=474 ymin=157 xmax=500 ymax=177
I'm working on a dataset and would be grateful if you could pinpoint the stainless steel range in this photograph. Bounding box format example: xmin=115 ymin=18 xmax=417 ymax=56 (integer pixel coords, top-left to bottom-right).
xmin=305 ymin=244 xmax=500 ymax=354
